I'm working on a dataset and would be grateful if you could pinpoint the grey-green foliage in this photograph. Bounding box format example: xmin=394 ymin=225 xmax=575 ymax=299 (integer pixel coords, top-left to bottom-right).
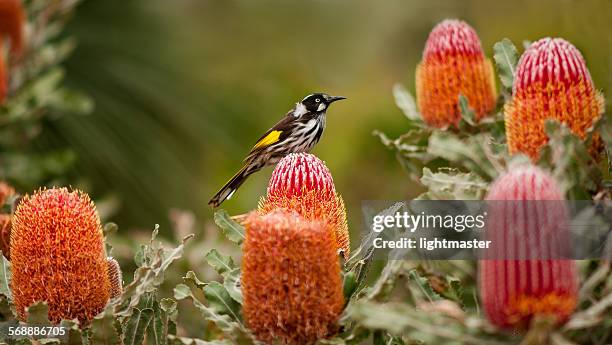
xmin=0 ymin=0 xmax=92 ymax=190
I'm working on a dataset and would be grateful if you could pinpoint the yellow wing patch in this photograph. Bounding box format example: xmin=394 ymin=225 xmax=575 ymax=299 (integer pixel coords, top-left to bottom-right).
xmin=253 ymin=130 xmax=282 ymax=149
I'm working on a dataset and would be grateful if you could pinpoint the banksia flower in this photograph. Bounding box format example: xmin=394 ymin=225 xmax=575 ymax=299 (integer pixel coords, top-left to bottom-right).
xmin=505 ymin=38 xmax=605 ymax=160
xmin=0 ymin=214 xmax=10 ymax=259
xmin=479 ymin=165 xmax=578 ymax=329
xmin=259 ymin=153 xmax=350 ymax=258
xmin=416 ymin=19 xmax=497 ymax=127
xmin=11 ymin=188 xmax=111 ymax=325
xmin=107 ymin=257 xmax=123 ymax=300
xmin=0 ymin=0 xmax=25 ymax=103
xmin=242 ymin=210 xmax=344 ymax=344
xmin=0 ymin=181 xmax=15 ymax=206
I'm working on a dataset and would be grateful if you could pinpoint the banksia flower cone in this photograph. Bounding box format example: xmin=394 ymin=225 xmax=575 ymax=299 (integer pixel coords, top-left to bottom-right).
xmin=505 ymin=38 xmax=604 ymax=160
xmin=416 ymin=19 xmax=497 ymax=127
xmin=242 ymin=210 xmax=344 ymax=344
xmin=0 ymin=181 xmax=16 ymax=259
xmin=260 ymin=153 xmax=350 ymax=258
xmin=0 ymin=0 xmax=25 ymax=103
xmin=479 ymin=165 xmax=578 ymax=329
xmin=107 ymin=257 xmax=123 ymax=300
xmin=11 ymin=188 xmax=111 ymax=325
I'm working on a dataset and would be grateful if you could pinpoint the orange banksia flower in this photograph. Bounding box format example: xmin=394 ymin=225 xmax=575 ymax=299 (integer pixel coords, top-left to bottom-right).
xmin=416 ymin=19 xmax=497 ymax=127
xmin=11 ymin=188 xmax=111 ymax=325
xmin=260 ymin=153 xmax=350 ymax=258
xmin=0 ymin=0 xmax=25 ymax=103
xmin=479 ymin=165 xmax=578 ymax=329
xmin=107 ymin=257 xmax=123 ymax=300
xmin=0 ymin=214 xmax=10 ymax=259
xmin=505 ymin=38 xmax=604 ymax=160
xmin=241 ymin=210 xmax=344 ymax=345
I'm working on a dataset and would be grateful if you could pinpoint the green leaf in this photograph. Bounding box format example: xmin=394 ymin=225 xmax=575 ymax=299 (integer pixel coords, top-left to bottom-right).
xmin=124 ymin=308 xmax=154 ymax=345
xmin=26 ymin=302 xmax=52 ymax=326
xmin=184 ymin=271 xmax=207 ymax=289
xmin=408 ymin=270 xmax=442 ymax=302
xmin=392 ymin=83 xmax=422 ymax=123
xmin=103 ymin=222 xmax=119 ymax=237
xmin=0 ymin=254 xmax=11 ymax=300
xmin=204 ymin=249 xmax=235 ymax=276
xmin=419 ymin=168 xmax=488 ymax=200
xmin=160 ymin=298 xmax=178 ymax=323
xmin=59 ymin=319 xmax=83 ymax=345
xmin=203 ymin=281 xmax=241 ymax=322
xmin=91 ymin=306 xmax=121 ymax=345
xmin=223 ymin=269 xmax=243 ymax=304
xmin=458 ymin=95 xmax=476 ymax=127
xmin=214 ymin=210 xmax=245 ymax=244
xmin=343 ymin=271 xmax=357 ymax=300
xmin=173 ymin=284 xmax=245 ymax=337
xmin=493 ymin=38 xmax=519 ymax=93
xmin=114 ymin=230 xmax=193 ymax=317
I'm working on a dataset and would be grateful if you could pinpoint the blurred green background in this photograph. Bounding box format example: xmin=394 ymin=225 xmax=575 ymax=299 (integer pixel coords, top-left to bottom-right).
xmin=43 ymin=0 xmax=611 ymax=236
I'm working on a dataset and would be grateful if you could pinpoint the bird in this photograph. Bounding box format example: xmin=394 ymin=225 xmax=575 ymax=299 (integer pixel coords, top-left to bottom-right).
xmin=208 ymin=93 xmax=346 ymax=208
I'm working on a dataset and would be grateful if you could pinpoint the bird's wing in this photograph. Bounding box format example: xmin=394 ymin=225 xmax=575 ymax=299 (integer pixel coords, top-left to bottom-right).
xmin=244 ymin=110 xmax=297 ymax=160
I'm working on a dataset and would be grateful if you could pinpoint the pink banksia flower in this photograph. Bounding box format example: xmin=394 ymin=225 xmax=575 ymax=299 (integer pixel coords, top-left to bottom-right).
xmin=242 ymin=210 xmax=344 ymax=345
xmin=260 ymin=153 xmax=350 ymax=258
xmin=10 ymin=188 xmax=111 ymax=325
xmin=479 ymin=165 xmax=578 ymax=329
xmin=505 ymin=38 xmax=604 ymax=160
xmin=416 ymin=19 xmax=497 ymax=127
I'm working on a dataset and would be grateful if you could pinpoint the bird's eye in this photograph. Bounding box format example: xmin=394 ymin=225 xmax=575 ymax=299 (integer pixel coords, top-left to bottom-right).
xmin=315 ymin=98 xmax=321 ymax=103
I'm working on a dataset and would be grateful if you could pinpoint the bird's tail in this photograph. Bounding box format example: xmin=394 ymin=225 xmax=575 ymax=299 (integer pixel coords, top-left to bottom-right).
xmin=208 ymin=165 xmax=252 ymax=208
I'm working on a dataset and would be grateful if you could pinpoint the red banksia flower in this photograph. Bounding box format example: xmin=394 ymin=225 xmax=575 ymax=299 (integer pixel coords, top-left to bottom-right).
xmin=10 ymin=188 xmax=111 ymax=325
xmin=479 ymin=165 xmax=578 ymax=329
xmin=241 ymin=210 xmax=344 ymax=345
xmin=260 ymin=153 xmax=350 ymax=258
xmin=505 ymin=38 xmax=604 ymax=160
xmin=416 ymin=19 xmax=497 ymax=127
xmin=0 ymin=0 xmax=25 ymax=103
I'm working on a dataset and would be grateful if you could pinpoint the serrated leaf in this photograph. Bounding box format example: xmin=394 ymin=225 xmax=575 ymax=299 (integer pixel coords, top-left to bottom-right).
xmin=114 ymin=230 xmax=192 ymax=317
xmin=393 ymin=83 xmax=422 ymax=123
xmin=124 ymin=308 xmax=154 ymax=345
xmin=419 ymin=168 xmax=488 ymax=200
xmin=343 ymin=271 xmax=357 ymax=300
xmin=493 ymin=38 xmax=519 ymax=92
xmin=59 ymin=319 xmax=83 ymax=345
xmin=91 ymin=306 xmax=121 ymax=345
xmin=214 ymin=210 xmax=245 ymax=244
xmin=203 ymin=281 xmax=241 ymax=322
xmin=26 ymin=302 xmax=52 ymax=326
xmin=160 ymin=298 xmax=178 ymax=322
xmin=204 ymin=249 xmax=235 ymax=276
xmin=427 ymin=132 xmax=498 ymax=180
xmin=223 ymin=269 xmax=243 ymax=304
xmin=408 ymin=270 xmax=442 ymax=302
xmin=184 ymin=271 xmax=206 ymax=289
xmin=173 ymin=284 xmax=244 ymax=336
xmin=0 ymin=254 xmax=12 ymax=300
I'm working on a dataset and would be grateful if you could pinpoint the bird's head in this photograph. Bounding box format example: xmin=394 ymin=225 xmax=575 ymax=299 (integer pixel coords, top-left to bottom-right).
xmin=299 ymin=93 xmax=346 ymax=114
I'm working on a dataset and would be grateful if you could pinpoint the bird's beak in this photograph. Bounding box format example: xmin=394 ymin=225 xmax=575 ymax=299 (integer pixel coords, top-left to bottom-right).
xmin=327 ymin=95 xmax=347 ymax=103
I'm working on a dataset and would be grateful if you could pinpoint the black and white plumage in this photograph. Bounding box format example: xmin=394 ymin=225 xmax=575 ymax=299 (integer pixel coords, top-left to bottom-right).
xmin=208 ymin=93 xmax=345 ymax=208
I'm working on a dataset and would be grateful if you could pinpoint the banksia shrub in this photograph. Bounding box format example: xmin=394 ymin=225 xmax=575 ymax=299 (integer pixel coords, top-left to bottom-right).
xmin=242 ymin=210 xmax=344 ymax=344
xmin=416 ymin=19 xmax=497 ymax=127
xmin=479 ymin=165 xmax=578 ymax=329
xmin=107 ymin=257 xmax=123 ymax=300
xmin=505 ymin=38 xmax=604 ymax=160
xmin=0 ymin=0 xmax=25 ymax=102
xmin=259 ymin=153 xmax=350 ymax=258
xmin=10 ymin=188 xmax=111 ymax=325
